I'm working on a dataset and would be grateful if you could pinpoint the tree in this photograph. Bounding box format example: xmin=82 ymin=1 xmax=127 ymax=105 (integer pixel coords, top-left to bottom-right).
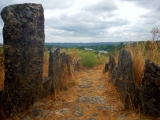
xmin=150 ymin=28 xmax=160 ymax=41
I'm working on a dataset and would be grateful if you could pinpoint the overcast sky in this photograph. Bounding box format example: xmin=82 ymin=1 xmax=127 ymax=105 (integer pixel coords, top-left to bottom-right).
xmin=0 ymin=0 xmax=159 ymax=43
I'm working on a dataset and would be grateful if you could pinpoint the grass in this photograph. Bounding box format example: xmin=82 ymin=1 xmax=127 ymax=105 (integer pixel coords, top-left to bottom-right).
xmin=8 ymin=69 xmax=155 ymax=120
xmin=0 ymin=46 xmax=76 ymax=93
xmin=113 ymin=41 xmax=160 ymax=85
xmin=43 ymin=48 xmax=49 ymax=77
xmin=66 ymin=48 xmax=106 ymax=69
xmin=125 ymin=41 xmax=160 ymax=85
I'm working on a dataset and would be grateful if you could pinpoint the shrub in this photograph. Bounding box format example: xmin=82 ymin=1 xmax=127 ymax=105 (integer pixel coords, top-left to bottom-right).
xmin=66 ymin=48 xmax=106 ymax=69
xmin=78 ymin=50 xmax=106 ymax=68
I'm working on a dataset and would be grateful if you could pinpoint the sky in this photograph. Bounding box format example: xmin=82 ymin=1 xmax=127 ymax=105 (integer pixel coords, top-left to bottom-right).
xmin=0 ymin=0 xmax=159 ymax=43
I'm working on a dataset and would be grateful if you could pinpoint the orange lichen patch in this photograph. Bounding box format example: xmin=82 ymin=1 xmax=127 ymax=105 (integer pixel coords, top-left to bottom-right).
xmin=43 ymin=52 xmax=49 ymax=77
xmin=0 ymin=47 xmax=4 ymax=90
xmin=0 ymin=67 xmax=4 ymax=90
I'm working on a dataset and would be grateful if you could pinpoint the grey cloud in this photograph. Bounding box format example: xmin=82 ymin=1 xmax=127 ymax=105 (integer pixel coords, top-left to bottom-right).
xmin=120 ymin=0 xmax=160 ymax=33
xmin=28 ymin=0 xmax=74 ymax=10
xmin=45 ymin=12 xmax=129 ymax=37
xmin=0 ymin=0 xmax=73 ymax=12
xmin=139 ymin=11 xmax=160 ymax=30
xmin=120 ymin=0 xmax=160 ymax=11
xmin=0 ymin=0 xmax=153 ymax=43
xmin=84 ymin=0 xmax=118 ymax=12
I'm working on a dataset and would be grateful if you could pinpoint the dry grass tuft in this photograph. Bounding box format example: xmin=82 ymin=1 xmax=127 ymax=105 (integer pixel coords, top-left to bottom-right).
xmin=105 ymin=72 xmax=157 ymax=120
xmin=43 ymin=50 xmax=49 ymax=77
xmin=125 ymin=41 xmax=160 ymax=85
xmin=65 ymin=48 xmax=79 ymax=62
xmin=113 ymin=41 xmax=160 ymax=85
xmin=60 ymin=64 xmax=75 ymax=91
xmin=125 ymin=42 xmax=145 ymax=85
xmin=0 ymin=68 xmax=4 ymax=90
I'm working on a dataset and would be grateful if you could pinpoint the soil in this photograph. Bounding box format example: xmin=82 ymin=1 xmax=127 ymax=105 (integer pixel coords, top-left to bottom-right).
xmin=8 ymin=69 xmax=158 ymax=120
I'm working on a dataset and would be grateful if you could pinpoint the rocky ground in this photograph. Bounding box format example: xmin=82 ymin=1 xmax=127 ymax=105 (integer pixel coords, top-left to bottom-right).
xmin=8 ymin=69 xmax=158 ymax=120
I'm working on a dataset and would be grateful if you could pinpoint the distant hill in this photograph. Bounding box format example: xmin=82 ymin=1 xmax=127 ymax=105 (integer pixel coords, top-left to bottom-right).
xmin=45 ymin=42 xmax=132 ymax=47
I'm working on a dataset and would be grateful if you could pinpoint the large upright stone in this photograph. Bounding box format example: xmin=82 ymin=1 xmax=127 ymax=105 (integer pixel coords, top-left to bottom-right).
xmin=60 ymin=52 xmax=67 ymax=90
xmin=140 ymin=59 xmax=160 ymax=116
xmin=1 ymin=3 xmax=44 ymax=113
xmin=66 ymin=55 xmax=73 ymax=76
xmin=108 ymin=55 xmax=117 ymax=83
xmin=108 ymin=55 xmax=116 ymax=74
xmin=49 ymin=48 xmax=61 ymax=93
xmin=116 ymin=49 xmax=136 ymax=109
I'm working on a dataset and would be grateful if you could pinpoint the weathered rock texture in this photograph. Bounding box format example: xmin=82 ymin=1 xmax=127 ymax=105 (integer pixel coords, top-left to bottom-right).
xmin=42 ymin=77 xmax=52 ymax=98
xmin=74 ymin=58 xmax=81 ymax=71
xmin=116 ymin=49 xmax=136 ymax=109
xmin=1 ymin=3 xmax=44 ymax=114
xmin=49 ymin=48 xmax=75 ymax=93
xmin=140 ymin=59 xmax=160 ymax=116
xmin=0 ymin=3 xmax=79 ymax=116
xmin=103 ymin=62 xmax=108 ymax=73
xmin=108 ymin=55 xmax=117 ymax=84
xmin=108 ymin=55 xmax=116 ymax=74
xmin=111 ymin=64 xmax=118 ymax=85
xmin=105 ymin=49 xmax=160 ymax=117
xmin=49 ymin=48 xmax=61 ymax=93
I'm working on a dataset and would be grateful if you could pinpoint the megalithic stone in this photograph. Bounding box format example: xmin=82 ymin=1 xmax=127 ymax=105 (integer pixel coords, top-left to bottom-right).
xmin=48 ymin=48 xmax=61 ymax=93
xmin=116 ymin=49 xmax=136 ymax=109
xmin=1 ymin=3 xmax=44 ymax=114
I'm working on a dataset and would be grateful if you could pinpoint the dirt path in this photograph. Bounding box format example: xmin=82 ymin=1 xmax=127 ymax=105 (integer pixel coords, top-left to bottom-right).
xmin=9 ymin=69 xmax=155 ymax=120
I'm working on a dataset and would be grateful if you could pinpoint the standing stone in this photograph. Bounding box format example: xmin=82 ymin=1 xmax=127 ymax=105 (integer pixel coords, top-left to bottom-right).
xmin=108 ymin=55 xmax=118 ymax=84
xmin=60 ymin=52 xmax=67 ymax=77
xmin=116 ymin=49 xmax=136 ymax=109
xmin=74 ymin=58 xmax=81 ymax=71
xmin=111 ymin=64 xmax=118 ymax=85
xmin=103 ymin=62 xmax=109 ymax=73
xmin=66 ymin=55 xmax=74 ymax=76
xmin=60 ymin=52 xmax=67 ymax=90
xmin=108 ymin=55 xmax=116 ymax=74
xmin=140 ymin=59 xmax=160 ymax=116
xmin=42 ymin=77 xmax=52 ymax=98
xmin=1 ymin=3 xmax=44 ymax=114
xmin=49 ymin=48 xmax=61 ymax=93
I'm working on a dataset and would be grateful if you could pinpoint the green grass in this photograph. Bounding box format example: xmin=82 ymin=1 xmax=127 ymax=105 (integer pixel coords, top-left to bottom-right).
xmin=78 ymin=51 xmax=97 ymax=68
xmin=66 ymin=48 xmax=106 ymax=69
xmin=78 ymin=51 xmax=105 ymax=68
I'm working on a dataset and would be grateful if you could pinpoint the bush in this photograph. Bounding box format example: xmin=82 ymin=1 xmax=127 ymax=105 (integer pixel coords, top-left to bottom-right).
xmin=78 ymin=50 xmax=106 ymax=68
xmin=66 ymin=48 xmax=106 ymax=69
xmin=78 ymin=51 xmax=97 ymax=68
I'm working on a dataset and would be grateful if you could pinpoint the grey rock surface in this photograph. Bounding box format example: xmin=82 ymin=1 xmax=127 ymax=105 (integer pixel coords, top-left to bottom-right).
xmin=1 ymin=3 xmax=44 ymax=114
xmin=74 ymin=104 xmax=83 ymax=117
xmin=76 ymin=96 xmax=107 ymax=104
xmin=140 ymin=59 xmax=160 ymax=116
xmin=116 ymin=49 xmax=136 ymax=109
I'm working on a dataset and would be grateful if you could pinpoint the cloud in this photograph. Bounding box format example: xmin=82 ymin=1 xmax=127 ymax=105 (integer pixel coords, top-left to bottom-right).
xmin=84 ymin=0 xmax=118 ymax=12
xmin=45 ymin=11 xmax=129 ymax=38
xmin=0 ymin=0 xmax=74 ymax=11
xmin=120 ymin=0 xmax=160 ymax=10
xmin=119 ymin=0 xmax=160 ymax=37
xmin=0 ymin=0 xmax=156 ymax=43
